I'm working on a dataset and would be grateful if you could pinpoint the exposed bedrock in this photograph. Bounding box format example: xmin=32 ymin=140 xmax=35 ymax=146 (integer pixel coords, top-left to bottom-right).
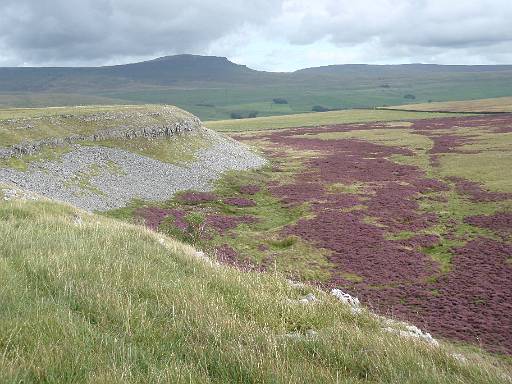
xmin=0 ymin=130 xmax=266 ymax=211
xmin=0 ymin=116 xmax=202 ymax=159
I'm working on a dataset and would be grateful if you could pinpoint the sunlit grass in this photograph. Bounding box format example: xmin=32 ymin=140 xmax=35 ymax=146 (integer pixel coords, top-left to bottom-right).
xmin=206 ymin=109 xmax=461 ymax=132
xmin=386 ymin=96 xmax=512 ymax=113
xmin=0 ymin=196 xmax=510 ymax=383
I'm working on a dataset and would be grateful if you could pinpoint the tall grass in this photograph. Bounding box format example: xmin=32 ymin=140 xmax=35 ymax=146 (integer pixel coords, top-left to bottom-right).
xmin=0 ymin=197 xmax=510 ymax=383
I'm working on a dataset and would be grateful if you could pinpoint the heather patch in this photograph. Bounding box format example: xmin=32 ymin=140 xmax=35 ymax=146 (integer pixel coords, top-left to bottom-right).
xmin=396 ymin=234 xmax=441 ymax=249
xmin=215 ymin=244 xmax=250 ymax=269
xmin=222 ymin=197 xmax=257 ymax=207
xmin=410 ymin=114 xmax=512 ymax=133
xmin=112 ymin=114 xmax=512 ymax=355
xmin=283 ymin=210 xmax=439 ymax=286
xmin=239 ymin=185 xmax=260 ymax=195
xmin=419 ymin=238 xmax=512 ymax=355
xmin=448 ymin=177 xmax=512 ymax=202
xmin=427 ymin=134 xmax=478 ymax=155
xmin=135 ymin=207 xmax=186 ymax=231
xmin=205 ymin=214 xmax=257 ymax=233
xmin=178 ymin=191 xmax=218 ymax=204
xmin=464 ymin=212 xmax=512 ymax=236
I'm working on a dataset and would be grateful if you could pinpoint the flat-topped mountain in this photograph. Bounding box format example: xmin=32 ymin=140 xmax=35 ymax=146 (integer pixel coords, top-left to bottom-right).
xmin=0 ymin=55 xmax=269 ymax=92
xmin=103 ymin=54 xmax=263 ymax=84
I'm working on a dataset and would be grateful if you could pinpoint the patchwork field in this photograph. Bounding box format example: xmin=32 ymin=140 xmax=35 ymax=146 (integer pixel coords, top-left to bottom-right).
xmin=205 ymin=109 xmax=463 ymax=132
xmin=385 ymin=96 xmax=512 ymax=113
xmin=111 ymin=113 xmax=512 ymax=356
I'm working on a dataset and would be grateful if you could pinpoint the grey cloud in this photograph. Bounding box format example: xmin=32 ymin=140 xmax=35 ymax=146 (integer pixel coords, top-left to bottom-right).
xmin=276 ymin=0 xmax=512 ymax=49
xmin=1 ymin=0 xmax=512 ymax=68
xmin=0 ymin=0 xmax=283 ymax=66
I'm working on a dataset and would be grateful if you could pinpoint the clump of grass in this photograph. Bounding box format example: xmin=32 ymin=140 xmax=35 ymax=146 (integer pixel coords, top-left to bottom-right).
xmin=84 ymin=130 xmax=211 ymax=165
xmin=0 ymin=145 xmax=72 ymax=171
xmin=269 ymin=236 xmax=297 ymax=249
xmin=63 ymin=163 xmax=105 ymax=196
xmin=341 ymin=272 xmax=365 ymax=283
xmin=327 ymin=182 xmax=369 ymax=194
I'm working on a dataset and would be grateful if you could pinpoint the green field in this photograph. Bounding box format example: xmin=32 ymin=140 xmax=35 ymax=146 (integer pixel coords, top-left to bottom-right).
xmin=100 ymin=80 xmax=512 ymax=121
xmin=2 ymin=55 xmax=512 ymax=120
xmin=384 ymin=96 xmax=512 ymax=113
xmin=206 ymin=109 xmax=463 ymax=132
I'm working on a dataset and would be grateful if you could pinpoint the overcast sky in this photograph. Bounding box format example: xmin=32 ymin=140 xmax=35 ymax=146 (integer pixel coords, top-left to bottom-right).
xmin=1 ymin=0 xmax=512 ymax=71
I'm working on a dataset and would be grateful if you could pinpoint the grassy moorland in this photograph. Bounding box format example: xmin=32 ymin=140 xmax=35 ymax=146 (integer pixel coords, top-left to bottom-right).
xmin=384 ymin=96 xmax=512 ymax=113
xmin=1 ymin=103 xmax=512 ymax=381
xmin=205 ymin=109 xmax=462 ymax=132
xmin=116 ymin=111 xmax=512 ymax=357
xmin=1 ymin=192 xmax=511 ymax=383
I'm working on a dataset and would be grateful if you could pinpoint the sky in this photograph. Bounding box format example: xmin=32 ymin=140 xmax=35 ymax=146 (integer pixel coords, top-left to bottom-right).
xmin=1 ymin=0 xmax=512 ymax=71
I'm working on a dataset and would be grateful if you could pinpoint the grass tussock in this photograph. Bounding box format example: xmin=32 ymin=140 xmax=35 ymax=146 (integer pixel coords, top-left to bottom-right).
xmin=0 ymin=196 xmax=510 ymax=383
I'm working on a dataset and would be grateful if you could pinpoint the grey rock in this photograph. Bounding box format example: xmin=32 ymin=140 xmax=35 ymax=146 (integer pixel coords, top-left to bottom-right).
xmin=0 ymin=128 xmax=267 ymax=212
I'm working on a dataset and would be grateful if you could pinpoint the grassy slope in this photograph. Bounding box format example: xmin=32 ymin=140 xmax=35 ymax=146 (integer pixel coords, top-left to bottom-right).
xmin=0 ymin=194 xmax=510 ymax=383
xmin=96 ymin=76 xmax=512 ymax=121
xmin=0 ymin=105 xmax=194 ymax=146
xmin=384 ymin=96 xmax=512 ymax=113
xmin=205 ymin=109 xmax=462 ymax=132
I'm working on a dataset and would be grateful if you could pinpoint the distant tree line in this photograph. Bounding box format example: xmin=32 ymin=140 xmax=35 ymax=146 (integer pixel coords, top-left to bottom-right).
xmin=230 ymin=111 xmax=259 ymax=119
xmin=312 ymin=105 xmax=331 ymax=112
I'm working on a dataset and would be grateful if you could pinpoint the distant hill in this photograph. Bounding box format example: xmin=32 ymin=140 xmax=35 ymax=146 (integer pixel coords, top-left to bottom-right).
xmin=0 ymin=55 xmax=273 ymax=92
xmin=295 ymin=63 xmax=512 ymax=76
xmin=1 ymin=55 xmax=512 ymax=120
xmin=102 ymin=54 xmax=267 ymax=84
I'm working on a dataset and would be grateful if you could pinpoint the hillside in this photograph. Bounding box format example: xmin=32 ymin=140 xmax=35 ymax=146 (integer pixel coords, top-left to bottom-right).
xmin=0 ymin=105 xmax=265 ymax=211
xmin=0 ymin=189 xmax=511 ymax=383
xmin=113 ymin=110 xmax=512 ymax=357
xmin=1 ymin=55 xmax=512 ymax=120
xmin=1 ymin=105 xmax=512 ymax=382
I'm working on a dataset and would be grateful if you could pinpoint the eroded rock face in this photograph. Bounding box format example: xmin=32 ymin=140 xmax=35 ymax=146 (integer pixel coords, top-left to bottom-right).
xmin=0 ymin=112 xmax=202 ymax=159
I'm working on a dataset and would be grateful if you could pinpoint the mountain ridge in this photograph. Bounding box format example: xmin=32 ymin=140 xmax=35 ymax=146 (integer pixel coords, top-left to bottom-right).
xmin=1 ymin=54 xmax=512 ymax=120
